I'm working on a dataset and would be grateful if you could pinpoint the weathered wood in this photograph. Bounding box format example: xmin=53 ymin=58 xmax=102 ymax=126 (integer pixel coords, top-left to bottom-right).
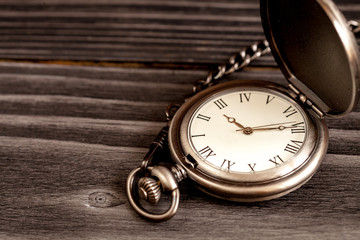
xmin=0 ymin=61 xmax=359 ymax=240
xmin=0 ymin=114 xmax=358 ymax=151
xmin=0 ymin=0 xmax=358 ymax=64
xmin=0 ymin=0 xmax=359 ymax=239
xmin=0 ymin=137 xmax=359 ymax=239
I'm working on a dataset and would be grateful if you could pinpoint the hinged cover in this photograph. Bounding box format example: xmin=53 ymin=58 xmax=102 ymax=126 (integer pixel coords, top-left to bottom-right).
xmin=260 ymin=0 xmax=360 ymax=116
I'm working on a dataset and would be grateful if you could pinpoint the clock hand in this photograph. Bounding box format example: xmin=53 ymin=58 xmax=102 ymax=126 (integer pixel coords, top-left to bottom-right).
xmin=223 ymin=114 xmax=246 ymax=129
xmin=224 ymin=115 xmax=254 ymax=135
xmin=235 ymin=121 xmax=297 ymax=134
xmin=251 ymin=121 xmax=297 ymax=129
xmin=251 ymin=125 xmax=297 ymax=131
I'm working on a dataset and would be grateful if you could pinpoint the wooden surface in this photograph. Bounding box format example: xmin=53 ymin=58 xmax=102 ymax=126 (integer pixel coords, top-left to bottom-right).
xmin=0 ymin=1 xmax=359 ymax=239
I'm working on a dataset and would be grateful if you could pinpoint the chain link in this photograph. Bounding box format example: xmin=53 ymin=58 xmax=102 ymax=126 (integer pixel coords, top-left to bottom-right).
xmin=349 ymin=20 xmax=360 ymax=35
xmin=193 ymin=40 xmax=271 ymax=93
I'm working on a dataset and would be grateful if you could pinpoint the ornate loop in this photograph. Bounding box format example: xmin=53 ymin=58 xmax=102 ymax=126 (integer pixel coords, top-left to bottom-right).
xmin=126 ymin=167 xmax=180 ymax=221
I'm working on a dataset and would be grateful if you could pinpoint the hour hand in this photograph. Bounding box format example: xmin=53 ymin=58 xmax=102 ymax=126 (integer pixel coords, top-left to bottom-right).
xmin=223 ymin=114 xmax=245 ymax=129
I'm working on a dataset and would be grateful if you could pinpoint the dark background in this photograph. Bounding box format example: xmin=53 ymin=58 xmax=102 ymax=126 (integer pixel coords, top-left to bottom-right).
xmin=0 ymin=0 xmax=359 ymax=239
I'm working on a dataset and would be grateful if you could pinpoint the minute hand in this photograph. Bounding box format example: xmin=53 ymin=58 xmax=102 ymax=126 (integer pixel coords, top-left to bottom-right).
xmin=251 ymin=121 xmax=296 ymax=129
xmin=236 ymin=121 xmax=296 ymax=132
xmin=252 ymin=125 xmax=296 ymax=131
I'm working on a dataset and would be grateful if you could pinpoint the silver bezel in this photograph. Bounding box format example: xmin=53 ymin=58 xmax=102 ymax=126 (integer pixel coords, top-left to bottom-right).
xmin=168 ymin=80 xmax=328 ymax=201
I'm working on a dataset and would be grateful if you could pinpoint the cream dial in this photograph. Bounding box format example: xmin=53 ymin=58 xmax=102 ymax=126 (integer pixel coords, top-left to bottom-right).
xmin=188 ymin=90 xmax=308 ymax=173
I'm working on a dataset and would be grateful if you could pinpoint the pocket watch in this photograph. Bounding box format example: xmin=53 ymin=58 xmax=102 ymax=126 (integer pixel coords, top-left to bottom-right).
xmin=126 ymin=0 xmax=360 ymax=221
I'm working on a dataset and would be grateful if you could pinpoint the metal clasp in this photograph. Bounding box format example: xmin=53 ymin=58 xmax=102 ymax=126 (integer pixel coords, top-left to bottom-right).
xmin=126 ymin=166 xmax=180 ymax=221
xmin=126 ymin=119 xmax=185 ymax=221
xmin=140 ymin=126 xmax=168 ymax=171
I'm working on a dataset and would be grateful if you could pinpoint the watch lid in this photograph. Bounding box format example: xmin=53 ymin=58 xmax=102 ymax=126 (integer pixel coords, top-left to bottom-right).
xmin=260 ymin=0 xmax=360 ymax=116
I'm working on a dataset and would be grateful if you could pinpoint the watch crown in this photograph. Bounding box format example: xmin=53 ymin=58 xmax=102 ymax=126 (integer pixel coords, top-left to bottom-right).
xmin=138 ymin=177 xmax=161 ymax=204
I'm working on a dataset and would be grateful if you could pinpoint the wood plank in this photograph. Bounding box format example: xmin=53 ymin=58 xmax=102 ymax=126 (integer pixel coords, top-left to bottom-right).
xmin=0 ymin=0 xmax=359 ymax=237
xmin=0 ymin=0 xmax=357 ymax=64
xmin=0 ymin=137 xmax=359 ymax=239
xmin=0 ymin=114 xmax=358 ymax=152
xmin=0 ymin=60 xmax=359 ymax=239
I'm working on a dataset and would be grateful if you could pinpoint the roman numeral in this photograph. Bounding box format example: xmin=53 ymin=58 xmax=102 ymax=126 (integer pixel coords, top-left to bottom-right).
xmin=214 ymin=98 xmax=228 ymax=110
xmin=269 ymin=155 xmax=284 ymax=166
xmin=266 ymin=95 xmax=275 ymax=104
xmin=221 ymin=159 xmax=235 ymax=171
xmin=198 ymin=146 xmax=216 ymax=159
xmin=239 ymin=93 xmax=251 ymax=103
xmin=283 ymin=106 xmax=298 ymax=117
xmin=291 ymin=122 xmax=305 ymax=134
xmin=248 ymin=163 xmax=256 ymax=172
xmin=197 ymin=114 xmax=211 ymax=121
xmin=284 ymin=140 xmax=303 ymax=154
xmin=191 ymin=134 xmax=205 ymax=138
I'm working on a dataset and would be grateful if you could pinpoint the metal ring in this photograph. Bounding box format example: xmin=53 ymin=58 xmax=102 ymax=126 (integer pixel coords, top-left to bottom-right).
xmin=126 ymin=167 xmax=180 ymax=221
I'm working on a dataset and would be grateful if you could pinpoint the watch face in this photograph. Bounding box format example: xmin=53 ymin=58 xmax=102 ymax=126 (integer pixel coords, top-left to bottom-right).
xmin=169 ymin=81 xmax=325 ymax=200
xmin=186 ymin=87 xmax=309 ymax=175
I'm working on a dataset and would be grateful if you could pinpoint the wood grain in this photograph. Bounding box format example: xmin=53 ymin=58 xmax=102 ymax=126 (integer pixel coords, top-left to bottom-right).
xmin=0 ymin=0 xmax=359 ymax=239
xmin=0 ymin=61 xmax=359 ymax=240
xmin=0 ymin=0 xmax=358 ymax=65
xmin=0 ymin=137 xmax=359 ymax=239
